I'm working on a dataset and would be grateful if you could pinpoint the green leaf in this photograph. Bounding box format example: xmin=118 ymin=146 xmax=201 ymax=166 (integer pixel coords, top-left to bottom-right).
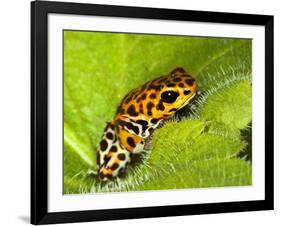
xmin=199 ymin=80 xmax=252 ymax=131
xmin=63 ymin=31 xmax=252 ymax=194
xmin=150 ymin=120 xmax=205 ymax=163
xmin=139 ymin=159 xmax=252 ymax=190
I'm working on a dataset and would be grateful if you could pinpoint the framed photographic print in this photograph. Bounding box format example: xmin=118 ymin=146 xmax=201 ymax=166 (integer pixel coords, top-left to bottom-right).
xmin=31 ymin=0 xmax=274 ymax=224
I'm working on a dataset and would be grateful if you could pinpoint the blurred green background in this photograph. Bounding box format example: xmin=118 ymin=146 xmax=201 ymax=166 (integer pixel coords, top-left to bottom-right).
xmin=64 ymin=31 xmax=252 ymax=194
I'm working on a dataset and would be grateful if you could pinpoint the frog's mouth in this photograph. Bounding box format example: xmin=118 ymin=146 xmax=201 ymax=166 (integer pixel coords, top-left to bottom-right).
xmin=179 ymin=92 xmax=196 ymax=110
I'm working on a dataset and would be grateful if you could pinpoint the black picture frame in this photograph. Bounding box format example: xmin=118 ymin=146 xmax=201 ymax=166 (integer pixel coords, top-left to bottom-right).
xmin=31 ymin=0 xmax=274 ymax=224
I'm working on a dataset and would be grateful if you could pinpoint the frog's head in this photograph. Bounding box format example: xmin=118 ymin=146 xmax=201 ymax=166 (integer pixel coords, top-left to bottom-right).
xmin=143 ymin=67 xmax=197 ymax=119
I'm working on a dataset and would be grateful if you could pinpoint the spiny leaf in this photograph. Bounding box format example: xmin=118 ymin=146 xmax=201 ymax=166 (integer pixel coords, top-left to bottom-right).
xmin=150 ymin=120 xmax=205 ymax=162
xmin=139 ymin=159 xmax=252 ymax=190
xmin=200 ymin=80 xmax=252 ymax=131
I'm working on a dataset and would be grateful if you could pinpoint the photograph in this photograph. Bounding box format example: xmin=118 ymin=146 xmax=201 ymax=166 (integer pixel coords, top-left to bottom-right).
xmin=0 ymin=0 xmax=277 ymax=224
xmin=30 ymin=1 xmax=273 ymax=224
xmin=63 ymin=31 xmax=252 ymax=194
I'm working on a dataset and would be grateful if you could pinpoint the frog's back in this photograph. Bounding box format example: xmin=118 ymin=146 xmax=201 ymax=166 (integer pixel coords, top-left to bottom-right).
xmin=115 ymin=67 xmax=196 ymax=120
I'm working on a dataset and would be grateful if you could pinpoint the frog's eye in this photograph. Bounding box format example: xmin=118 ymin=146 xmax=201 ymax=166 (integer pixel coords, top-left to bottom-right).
xmin=160 ymin=91 xmax=179 ymax=103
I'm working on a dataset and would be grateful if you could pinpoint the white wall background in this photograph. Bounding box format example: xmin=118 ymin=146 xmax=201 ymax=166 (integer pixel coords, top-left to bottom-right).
xmin=0 ymin=0 xmax=279 ymax=225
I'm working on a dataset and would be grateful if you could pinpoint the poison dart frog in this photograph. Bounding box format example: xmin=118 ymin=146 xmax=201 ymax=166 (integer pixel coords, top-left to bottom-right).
xmin=96 ymin=67 xmax=197 ymax=181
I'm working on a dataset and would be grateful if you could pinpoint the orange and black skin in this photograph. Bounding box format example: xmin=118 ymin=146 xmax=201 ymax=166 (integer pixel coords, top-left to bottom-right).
xmin=97 ymin=67 xmax=197 ymax=181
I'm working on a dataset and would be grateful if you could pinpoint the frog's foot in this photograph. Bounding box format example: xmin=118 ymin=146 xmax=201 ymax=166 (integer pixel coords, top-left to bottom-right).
xmin=86 ymin=169 xmax=97 ymax=177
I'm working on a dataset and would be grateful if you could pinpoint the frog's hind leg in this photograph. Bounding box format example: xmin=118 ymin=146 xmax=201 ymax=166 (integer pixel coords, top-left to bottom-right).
xmin=98 ymin=142 xmax=134 ymax=181
xmin=97 ymin=125 xmax=138 ymax=181
xmin=96 ymin=122 xmax=116 ymax=169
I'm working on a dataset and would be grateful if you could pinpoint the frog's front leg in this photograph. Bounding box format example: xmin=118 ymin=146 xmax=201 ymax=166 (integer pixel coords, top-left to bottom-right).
xmin=115 ymin=116 xmax=163 ymax=139
xmin=140 ymin=118 xmax=164 ymax=138
xmin=131 ymin=138 xmax=146 ymax=154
